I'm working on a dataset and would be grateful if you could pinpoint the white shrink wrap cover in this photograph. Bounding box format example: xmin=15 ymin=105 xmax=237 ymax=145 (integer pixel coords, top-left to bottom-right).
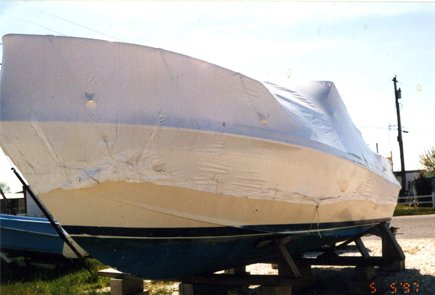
xmin=0 ymin=34 xmax=399 ymax=210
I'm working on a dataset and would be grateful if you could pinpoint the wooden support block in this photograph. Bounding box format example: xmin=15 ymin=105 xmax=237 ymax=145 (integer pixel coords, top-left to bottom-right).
xmin=110 ymin=278 xmax=144 ymax=295
xmin=355 ymin=238 xmax=370 ymax=258
xmin=275 ymin=240 xmax=301 ymax=278
xmin=98 ymin=267 xmax=145 ymax=295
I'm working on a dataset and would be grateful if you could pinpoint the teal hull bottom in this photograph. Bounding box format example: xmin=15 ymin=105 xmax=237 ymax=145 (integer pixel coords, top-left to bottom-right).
xmin=65 ymin=219 xmax=388 ymax=280
xmin=0 ymin=214 xmax=66 ymax=257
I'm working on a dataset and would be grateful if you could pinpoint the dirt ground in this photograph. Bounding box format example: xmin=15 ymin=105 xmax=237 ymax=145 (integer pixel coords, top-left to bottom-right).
xmin=245 ymin=216 xmax=435 ymax=295
xmin=244 ymin=237 xmax=435 ymax=295
xmin=166 ymin=216 xmax=435 ymax=294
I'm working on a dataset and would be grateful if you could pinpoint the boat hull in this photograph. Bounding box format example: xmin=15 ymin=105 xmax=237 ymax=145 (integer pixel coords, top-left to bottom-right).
xmin=64 ymin=221 xmax=385 ymax=279
xmin=37 ymin=173 xmax=395 ymax=279
xmin=2 ymin=122 xmax=398 ymax=229
xmin=1 ymin=122 xmax=398 ymax=279
xmin=0 ymin=214 xmax=80 ymax=259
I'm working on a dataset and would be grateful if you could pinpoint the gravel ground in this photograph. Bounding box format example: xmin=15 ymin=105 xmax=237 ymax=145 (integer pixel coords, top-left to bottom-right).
xmin=246 ymin=216 xmax=435 ymax=295
xmin=244 ymin=237 xmax=435 ymax=295
xmin=162 ymin=216 xmax=435 ymax=294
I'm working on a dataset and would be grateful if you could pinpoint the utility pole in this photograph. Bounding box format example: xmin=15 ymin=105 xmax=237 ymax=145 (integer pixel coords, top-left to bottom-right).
xmin=393 ymin=76 xmax=406 ymax=196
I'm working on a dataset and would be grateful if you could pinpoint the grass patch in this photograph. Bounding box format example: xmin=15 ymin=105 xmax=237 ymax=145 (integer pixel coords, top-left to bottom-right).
xmin=0 ymin=258 xmax=110 ymax=295
xmin=1 ymin=257 xmax=179 ymax=295
xmin=394 ymin=204 xmax=435 ymax=216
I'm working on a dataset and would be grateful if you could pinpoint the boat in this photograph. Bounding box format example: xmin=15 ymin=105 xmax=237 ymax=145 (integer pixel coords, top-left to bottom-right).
xmin=0 ymin=34 xmax=400 ymax=279
xmin=0 ymin=187 xmax=86 ymax=262
xmin=0 ymin=213 xmax=85 ymax=260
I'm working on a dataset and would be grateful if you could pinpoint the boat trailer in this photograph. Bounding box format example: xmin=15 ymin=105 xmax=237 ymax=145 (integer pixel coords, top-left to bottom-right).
xmin=99 ymin=222 xmax=405 ymax=295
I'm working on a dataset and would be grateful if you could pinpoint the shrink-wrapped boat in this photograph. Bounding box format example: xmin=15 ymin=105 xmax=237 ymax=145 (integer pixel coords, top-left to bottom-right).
xmin=0 ymin=34 xmax=400 ymax=279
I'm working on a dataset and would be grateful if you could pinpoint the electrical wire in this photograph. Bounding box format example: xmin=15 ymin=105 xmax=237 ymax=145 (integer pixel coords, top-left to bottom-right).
xmin=38 ymin=10 xmax=122 ymax=41
xmin=1 ymin=5 xmax=121 ymax=41
xmin=0 ymin=10 xmax=65 ymax=35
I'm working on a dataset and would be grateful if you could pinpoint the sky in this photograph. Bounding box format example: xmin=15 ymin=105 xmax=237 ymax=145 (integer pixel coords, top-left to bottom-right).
xmin=0 ymin=1 xmax=434 ymax=192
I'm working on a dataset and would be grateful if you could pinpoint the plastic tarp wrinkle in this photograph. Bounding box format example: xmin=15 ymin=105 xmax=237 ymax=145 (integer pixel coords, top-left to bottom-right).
xmin=0 ymin=34 xmax=399 ymax=206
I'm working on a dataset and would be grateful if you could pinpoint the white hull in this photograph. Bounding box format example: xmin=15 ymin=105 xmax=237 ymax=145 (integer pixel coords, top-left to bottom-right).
xmin=0 ymin=34 xmax=400 ymax=227
xmin=1 ymin=122 xmax=397 ymax=229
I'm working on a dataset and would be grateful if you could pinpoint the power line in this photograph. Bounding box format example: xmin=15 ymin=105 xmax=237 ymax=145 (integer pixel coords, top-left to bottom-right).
xmin=38 ymin=10 xmax=122 ymax=41
xmin=1 ymin=7 xmax=121 ymax=41
xmin=0 ymin=10 xmax=65 ymax=35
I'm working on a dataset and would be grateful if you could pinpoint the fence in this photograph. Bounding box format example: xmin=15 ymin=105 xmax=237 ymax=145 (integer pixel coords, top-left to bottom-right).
xmin=397 ymin=193 xmax=435 ymax=209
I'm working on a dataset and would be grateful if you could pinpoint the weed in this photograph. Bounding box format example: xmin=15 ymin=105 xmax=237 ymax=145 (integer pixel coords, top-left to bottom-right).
xmin=0 ymin=258 xmax=110 ymax=295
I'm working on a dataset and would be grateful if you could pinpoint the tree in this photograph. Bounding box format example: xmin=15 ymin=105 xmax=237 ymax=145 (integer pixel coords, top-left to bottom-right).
xmin=413 ymin=147 xmax=435 ymax=196
xmin=419 ymin=147 xmax=435 ymax=176
xmin=0 ymin=181 xmax=11 ymax=193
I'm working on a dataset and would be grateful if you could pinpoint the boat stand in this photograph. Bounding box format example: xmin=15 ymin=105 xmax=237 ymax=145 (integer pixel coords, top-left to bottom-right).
xmin=178 ymin=222 xmax=405 ymax=295
xmin=97 ymin=222 xmax=405 ymax=295
xmin=179 ymin=236 xmax=314 ymax=295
